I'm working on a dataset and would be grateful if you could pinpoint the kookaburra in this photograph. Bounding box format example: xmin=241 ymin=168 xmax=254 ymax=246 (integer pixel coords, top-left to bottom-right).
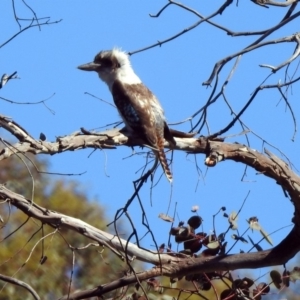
xmin=78 ymin=49 xmax=176 ymax=182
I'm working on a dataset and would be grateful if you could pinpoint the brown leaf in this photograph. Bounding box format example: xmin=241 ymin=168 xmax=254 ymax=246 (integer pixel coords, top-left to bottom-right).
xmin=174 ymin=226 xmax=192 ymax=243
xmin=184 ymin=238 xmax=202 ymax=253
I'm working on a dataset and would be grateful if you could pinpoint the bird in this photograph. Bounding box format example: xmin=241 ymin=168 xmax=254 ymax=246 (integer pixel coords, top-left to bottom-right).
xmin=78 ymin=48 xmax=176 ymax=182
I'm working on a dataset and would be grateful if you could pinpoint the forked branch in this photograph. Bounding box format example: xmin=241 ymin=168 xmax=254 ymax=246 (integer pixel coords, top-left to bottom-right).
xmin=1 ymin=135 xmax=300 ymax=298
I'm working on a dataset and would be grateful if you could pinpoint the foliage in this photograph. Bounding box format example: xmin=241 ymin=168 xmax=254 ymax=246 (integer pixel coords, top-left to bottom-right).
xmin=0 ymin=156 xmax=123 ymax=299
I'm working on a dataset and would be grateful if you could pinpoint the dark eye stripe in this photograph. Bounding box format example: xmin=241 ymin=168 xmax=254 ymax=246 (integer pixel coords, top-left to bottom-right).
xmin=93 ymin=53 xmax=121 ymax=69
xmin=94 ymin=57 xmax=111 ymax=66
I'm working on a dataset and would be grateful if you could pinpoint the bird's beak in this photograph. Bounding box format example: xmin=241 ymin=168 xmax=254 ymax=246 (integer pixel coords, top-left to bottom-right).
xmin=77 ymin=62 xmax=100 ymax=71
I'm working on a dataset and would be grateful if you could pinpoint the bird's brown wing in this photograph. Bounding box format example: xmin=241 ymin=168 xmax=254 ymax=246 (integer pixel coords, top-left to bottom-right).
xmin=112 ymin=80 xmax=158 ymax=147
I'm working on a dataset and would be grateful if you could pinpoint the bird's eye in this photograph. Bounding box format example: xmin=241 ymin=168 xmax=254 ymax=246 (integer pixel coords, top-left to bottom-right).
xmin=99 ymin=58 xmax=113 ymax=67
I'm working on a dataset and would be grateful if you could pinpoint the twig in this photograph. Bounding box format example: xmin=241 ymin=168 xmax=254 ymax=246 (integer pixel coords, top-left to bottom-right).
xmin=260 ymin=33 xmax=300 ymax=72
xmin=204 ymin=13 xmax=300 ymax=85
xmin=129 ymin=0 xmax=234 ymax=55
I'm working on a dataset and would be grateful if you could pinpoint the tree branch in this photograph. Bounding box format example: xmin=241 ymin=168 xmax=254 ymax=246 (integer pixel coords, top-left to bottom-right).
xmin=0 ymin=273 xmax=40 ymax=300
xmin=203 ymin=31 xmax=300 ymax=85
xmin=1 ymin=134 xmax=300 ymax=298
xmin=251 ymin=0 xmax=300 ymax=8
xmin=0 ymin=115 xmax=204 ymax=162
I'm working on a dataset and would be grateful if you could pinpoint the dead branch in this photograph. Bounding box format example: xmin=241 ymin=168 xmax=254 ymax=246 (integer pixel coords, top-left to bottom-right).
xmin=0 ymin=115 xmax=204 ymax=162
xmin=0 ymin=184 xmax=178 ymax=265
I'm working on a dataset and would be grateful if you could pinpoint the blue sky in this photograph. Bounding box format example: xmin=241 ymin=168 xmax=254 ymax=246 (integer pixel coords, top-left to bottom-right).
xmin=1 ymin=0 xmax=299 ymax=290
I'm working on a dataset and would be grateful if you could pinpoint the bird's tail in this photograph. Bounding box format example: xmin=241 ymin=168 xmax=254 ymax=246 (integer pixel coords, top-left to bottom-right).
xmin=155 ymin=141 xmax=173 ymax=183
xmin=158 ymin=149 xmax=173 ymax=182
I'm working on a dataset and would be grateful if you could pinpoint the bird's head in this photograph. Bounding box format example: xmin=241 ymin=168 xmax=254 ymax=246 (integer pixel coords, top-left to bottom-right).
xmin=78 ymin=48 xmax=141 ymax=89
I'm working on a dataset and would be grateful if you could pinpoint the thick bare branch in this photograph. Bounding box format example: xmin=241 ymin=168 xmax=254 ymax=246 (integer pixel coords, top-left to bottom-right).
xmin=0 ymin=185 xmax=178 ymax=265
xmin=0 ymin=115 xmax=203 ymax=162
xmin=59 ymin=227 xmax=300 ymax=299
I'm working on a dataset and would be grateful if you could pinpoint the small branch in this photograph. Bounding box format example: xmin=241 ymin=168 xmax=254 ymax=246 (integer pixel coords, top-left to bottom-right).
xmin=281 ymin=1 xmax=298 ymax=20
xmin=260 ymin=33 xmax=300 ymax=72
xmin=247 ymin=11 xmax=300 ymax=49
xmin=0 ymin=18 xmax=62 ymax=49
xmin=0 ymin=93 xmax=55 ymax=105
xmin=204 ymin=13 xmax=300 ymax=85
xmin=277 ymin=85 xmax=297 ymax=141
xmin=169 ymin=0 xmax=270 ymax=37
xmin=251 ymin=0 xmax=300 ymax=8
xmin=208 ymin=76 xmax=300 ymax=138
xmin=149 ymin=2 xmax=171 ymax=17
xmin=0 ymin=72 xmax=18 ymax=89
xmin=129 ymin=0 xmax=234 ymax=55
xmin=0 ymin=273 xmax=40 ymax=300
